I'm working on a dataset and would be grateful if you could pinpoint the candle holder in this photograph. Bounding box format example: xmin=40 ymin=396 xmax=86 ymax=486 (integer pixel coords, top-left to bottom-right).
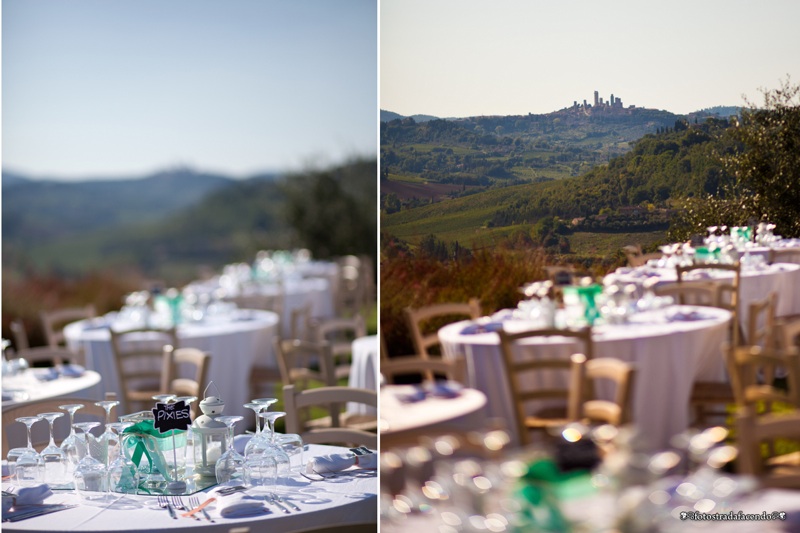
xmin=192 ymin=382 xmax=228 ymax=477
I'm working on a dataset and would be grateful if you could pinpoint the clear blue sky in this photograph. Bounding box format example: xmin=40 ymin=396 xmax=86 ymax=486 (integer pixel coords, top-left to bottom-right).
xmin=2 ymin=0 xmax=377 ymax=180
xmin=381 ymin=0 xmax=800 ymax=118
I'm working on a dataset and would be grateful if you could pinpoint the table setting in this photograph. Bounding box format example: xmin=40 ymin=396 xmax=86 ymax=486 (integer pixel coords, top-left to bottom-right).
xmin=2 ymin=361 xmax=101 ymax=408
xmin=2 ymin=380 xmax=377 ymax=532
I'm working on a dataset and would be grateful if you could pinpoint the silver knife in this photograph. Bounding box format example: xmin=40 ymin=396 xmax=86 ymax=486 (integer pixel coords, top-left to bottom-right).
xmin=272 ymin=492 xmax=300 ymax=511
xmin=265 ymin=494 xmax=290 ymax=514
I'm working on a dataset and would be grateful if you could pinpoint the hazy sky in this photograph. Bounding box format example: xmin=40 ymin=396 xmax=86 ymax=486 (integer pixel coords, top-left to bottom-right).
xmin=2 ymin=0 xmax=377 ymax=180
xmin=381 ymin=0 xmax=800 ymax=118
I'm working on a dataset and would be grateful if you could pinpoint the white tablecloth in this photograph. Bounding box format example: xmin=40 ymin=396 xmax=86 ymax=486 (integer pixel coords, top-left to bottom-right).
xmin=347 ymin=336 xmax=378 ymax=416
xmin=2 ymin=369 xmax=102 ymax=408
xmin=439 ymin=305 xmax=732 ymax=451
xmin=2 ymin=444 xmax=376 ymax=533
xmin=64 ymin=310 xmax=279 ymax=421
xmin=609 ymin=263 xmax=800 ymax=338
xmin=191 ymin=276 xmax=335 ymax=339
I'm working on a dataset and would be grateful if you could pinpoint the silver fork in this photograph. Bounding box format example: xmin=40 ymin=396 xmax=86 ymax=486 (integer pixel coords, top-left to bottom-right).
xmin=157 ymin=495 xmax=177 ymax=519
xmin=171 ymin=496 xmax=199 ymax=521
xmin=188 ymin=496 xmax=214 ymax=523
xmin=271 ymin=492 xmax=300 ymax=512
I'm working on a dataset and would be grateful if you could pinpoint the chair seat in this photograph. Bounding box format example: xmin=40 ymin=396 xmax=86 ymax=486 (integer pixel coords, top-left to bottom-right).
xmin=766 ymin=451 xmax=800 ymax=468
xmin=334 ymin=365 xmax=352 ymax=381
xmin=523 ymin=404 xmax=571 ymax=429
xmin=691 ymin=381 xmax=734 ymax=401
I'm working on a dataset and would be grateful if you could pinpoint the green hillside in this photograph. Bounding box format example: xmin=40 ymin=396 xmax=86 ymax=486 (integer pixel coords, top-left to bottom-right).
xmin=382 ymin=117 xmax=736 ymax=254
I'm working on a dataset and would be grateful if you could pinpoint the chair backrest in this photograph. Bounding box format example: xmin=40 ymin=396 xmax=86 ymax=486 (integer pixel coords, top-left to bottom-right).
xmin=747 ymin=292 xmax=778 ymax=350
xmin=13 ymin=346 xmax=77 ymax=367
xmin=273 ymin=338 xmax=336 ymax=387
xmin=653 ymin=280 xmax=717 ymax=306
xmin=776 ymin=317 xmax=800 ymax=351
xmin=2 ymin=397 xmax=114 ymax=457
xmin=768 ymin=247 xmax=800 ymax=265
xmin=109 ymin=327 xmax=178 ymax=413
xmin=40 ymin=305 xmax=97 ymax=348
xmin=677 ymin=262 xmax=741 ymax=346
xmin=10 ymin=319 xmax=30 ymax=351
xmin=725 ymin=345 xmax=800 ymax=409
xmin=567 ymin=353 xmax=636 ymax=426
xmin=497 ymin=326 xmax=593 ymax=446
xmin=282 ymin=384 xmax=377 ymax=448
xmin=381 ymin=356 xmax=467 ymax=385
xmin=315 ymin=314 xmax=367 ymax=370
xmin=290 ymin=301 xmax=315 ymax=342
xmin=161 ymin=345 xmax=211 ymax=399
xmin=736 ymin=408 xmax=800 ymax=488
xmin=335 ymin=254 xmax=371 ymax=317
xmin=404 ymin=298 xmax=482 ymax=359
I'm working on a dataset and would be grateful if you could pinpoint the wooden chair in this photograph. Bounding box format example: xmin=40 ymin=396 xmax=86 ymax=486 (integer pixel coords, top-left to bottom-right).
xmin=9 ymin=319 xmax=30 ymax=351
xmin=736 ymin=409 xmax=800 ymax=489
xmin=381 ymin=356 xmax=467 ymax=385
xmin=273 ymin=338 xmax=336 ymax=389
xmin=109 ymin=327 xmax=178 ymax=414
xmin=747 ymin=292 xmax=779 ymax=350
xmin=776 ymin=316 xmax=800 ymax=351
xmin=283 ymin=384 xmax=377 ymax=448
xmin=40 ymin=305 xmax=96 ymax=349
xmin=160 ymin=345 xmax=211 ymax=399
xmin=335 ymin=254 xmax=371 ymax=317
xmin=2 ymin=396 xmax=115 ymax=456
xmin=567 ymin=354 xmax=636 ymax=426
xmin=676 ymin=262 xmax=741 ymax=426
xmin=768 ymin=247 xmax=800 ymax=265
xmin=290 ymin=301 xmax=316 ymax=342
xmin=621 ymin=245 xmax=661 ymax=268
xmin=404 ymin=298 xmax=481 ymax=380
xmin=653 ymin=280 xmax=717 ymax=306
xmin=497 ymin=326 xmax=593 ymax=446
xmin=314 ymin=314 xmax=367 ymax=381
xmin=725 ymin=345 xmax=800 ymax=410
xmin=13 ymin=346 xmax=77 ymax=367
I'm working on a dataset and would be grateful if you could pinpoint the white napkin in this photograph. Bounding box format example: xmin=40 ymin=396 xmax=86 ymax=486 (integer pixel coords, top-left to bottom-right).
xmin=10 ymin=484 xmax=53 ymax=505
xmin=233 ymin=434 xmax=251 ymax=455
xmin=208 ymin=486 xmax=265 ymax=519
xmin=306 ymin=452 xmax=377 ymax=474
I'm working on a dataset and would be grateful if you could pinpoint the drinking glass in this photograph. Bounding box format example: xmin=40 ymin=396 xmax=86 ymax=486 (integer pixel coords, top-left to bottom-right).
xmin=274 ymin=433 xmax=304 ymax=472
xmin=73 ymin=422 xmax=108 ymax=500
xmin=94 ymin=400 xmax=120 ymax=466
xmin=258 ymin=411 xmax=291 ymax=484
xmin=243 ymin=402 xmax=267 ymax=456
xmin=243 ymin=454 xmax=277 ymax=488
xmin=252 ymin=397 xmax=278 ymax=430
xmin=152 ymin=394 xmax=177 ymax=404
xmin=214 ymin=415 xmax=245 ymax=484
xmin=59 ymin=404 xmax=87 ymax=469
xmin=38 ymin=412 xmax=70 ymax=487
xmin=106 ymin=422 xmax=138 ymax=494
xmin=10 ymin=416 xmax=45 ymax=487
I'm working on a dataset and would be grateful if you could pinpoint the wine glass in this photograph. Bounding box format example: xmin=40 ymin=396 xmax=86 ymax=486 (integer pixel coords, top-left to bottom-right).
xmin=59 ymin=404 xmax=87 ymax=468
xmin=9 ymin=416 xmax=45 ymax=487
xmin=94 ymin=400 xmax=120 ymax=466
xmin=38 ymin=412 xmax=70 ymax=487
xmin=257 ymin=411 xmax=291 ymax=485
xmin=243 ymin=402 xmax=268 ymax=456
xmin=107 ymin=422 xmax=138 ymax=494
xmin=214 ymin=415 xmax=245 ymax=484
xmin=274 ymin=432 xmax=304 ymax=472
xmin=73 ymin=421 xmax=108 ymax=500
xmin=152 ymin=394 xmax=177 ymax=404
xmin=252 ymin=398 xmax=278 ymax=430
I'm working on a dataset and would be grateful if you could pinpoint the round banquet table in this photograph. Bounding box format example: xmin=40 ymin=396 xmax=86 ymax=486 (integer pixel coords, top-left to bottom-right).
xmin=439 ymin=305 xmax=732 ymax=451
xmin=188 ymin=275 xmax=335 ymax=339
xmin=1 ymin=444 xmax=377 ymax=533
xmin=2 ymin=369 xmax=102 ymax=408
xmin=380 ymin=384 xmax=488 ymax=449
xmin=63 ymin=310 xmax=279 ymax=421
xmin=347 ymin=335 xmax=379 ymax=417
xmin=608 ymin=262 xmax=800 ymax=340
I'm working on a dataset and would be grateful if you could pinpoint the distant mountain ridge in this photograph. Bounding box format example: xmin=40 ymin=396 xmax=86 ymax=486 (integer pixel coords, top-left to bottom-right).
xmin=381 ymin=109 xmax=440 ymax=123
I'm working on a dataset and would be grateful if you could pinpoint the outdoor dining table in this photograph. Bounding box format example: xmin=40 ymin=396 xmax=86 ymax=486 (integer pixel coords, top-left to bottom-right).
xmin=439 ymin=305 xmax=732 ymax=451
xmin=2 ymin=369 xmax=102 ymax=409
xmin=608 ymin=262 xmax=800 ymax=339
xmin=63 ymin=309 xmax=279 ymax=421
xmin=346 ymin=335 xmax=379 ymax=417
xmin=2 ymin=444 xmax=377 ymax=533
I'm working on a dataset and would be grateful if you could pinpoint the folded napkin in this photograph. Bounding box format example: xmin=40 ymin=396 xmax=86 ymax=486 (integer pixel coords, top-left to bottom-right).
xmin=668 ymin=310 xmax=710 ymax=322
xmin=59 ymin=364 xmax=86 ymax=377
xmin=233 ymin=434 xmax=252 ymax=455
xmin=34 ymin=368 xmax=60 ymax=382
xmin=460 ymin=321 xmax=505 ymax=335
xmin=306 ymin=452 xmax=376 ymax=474
xmin=7 ymin=484 xmax=53 ymax=506
xmin=208 ymin=486 xmax=266 ymax=518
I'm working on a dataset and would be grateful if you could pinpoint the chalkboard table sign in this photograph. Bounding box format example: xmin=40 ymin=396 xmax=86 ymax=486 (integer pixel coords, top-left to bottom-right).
xmin=152 ymin=400 xmax=192 ymax=433
xmin=151 ymin=400 xmax=192 ymax=493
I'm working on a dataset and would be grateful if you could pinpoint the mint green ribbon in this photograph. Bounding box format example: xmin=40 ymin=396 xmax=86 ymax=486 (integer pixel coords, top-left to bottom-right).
xmin=122 ymin=421 xmax=185 ymax=482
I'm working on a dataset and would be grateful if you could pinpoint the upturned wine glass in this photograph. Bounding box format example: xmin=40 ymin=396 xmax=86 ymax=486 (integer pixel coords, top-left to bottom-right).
xmin=256 ymin=411 xmax=290 ymax=485
xmin=106 ymin=422 xmax=138 ymax=494
xmin=59 ymin=403 xmax=87 ymax=468
xmin=73 ymin=421 xmax=108 ymax=500
xmin=252 ymin=397 xmax=278 ymax=430
xmin=94 ymin=400 xmax=120 ymax=465
xmin=214 ymin=415 xmax=245 ymax=484
xmin=38 ymin=412 xmax=70 ymax=487
xmin=9 ymin=416 xmax=45 ymax=486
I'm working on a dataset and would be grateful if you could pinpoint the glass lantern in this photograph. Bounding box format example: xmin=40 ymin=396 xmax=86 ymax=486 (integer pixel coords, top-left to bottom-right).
xmin=192 ymin=394 xmax=227 ymax=477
